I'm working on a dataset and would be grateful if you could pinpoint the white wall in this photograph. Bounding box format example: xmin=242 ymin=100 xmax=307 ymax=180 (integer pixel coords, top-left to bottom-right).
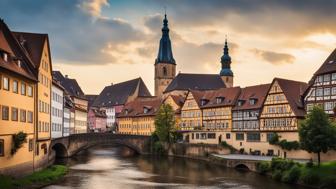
xmin=51 ymin=85 xmax=64 ymax=138
xmin=63 ymin=107 xmax=70 ymax=136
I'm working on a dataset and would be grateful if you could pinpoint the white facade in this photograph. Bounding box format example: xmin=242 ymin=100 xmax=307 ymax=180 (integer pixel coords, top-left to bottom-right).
xmin=63 ymin=107 xmax=70 ymax=136
xmin=51 ymin=84 xmax=64 ymax=138
xmin=105 ymin=107 xmax=116 ymax=128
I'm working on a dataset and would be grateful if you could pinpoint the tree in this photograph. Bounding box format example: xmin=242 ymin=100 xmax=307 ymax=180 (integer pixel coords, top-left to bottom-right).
xmin=299 ymin=106 xmax=336 ymax=166
xmin=154 ymin=104 xmax=175 ymax=143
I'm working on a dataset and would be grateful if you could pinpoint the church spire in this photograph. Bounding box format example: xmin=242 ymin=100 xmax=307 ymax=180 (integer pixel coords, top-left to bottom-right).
xmin=155 ymin=13 xmax=175 ymax=65
xmin=220 ymin=37 xmax=233 ymax=76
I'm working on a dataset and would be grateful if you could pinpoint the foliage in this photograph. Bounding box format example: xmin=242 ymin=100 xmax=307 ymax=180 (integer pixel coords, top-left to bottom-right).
xmin=11 ymin=131 xmax=27 ymax=155
xmin=0 ymin=165 xmax=68 ymax=189
xmin=270 ymin=158 xmax=296 ymax=171
xmin=281 ymin=165 xmax=301 ymax=183
xmin=219 ymin=141 xmax=237 ymax=153
xmin=300 ymin=170 xmax=320 ymax=185
xmin=268 ymin=133 xmax=300 ymax=151
xmin=299 ymin=106 xmax=336 ymax=166
xmin=153 ymin=141 xmax=165 ymax=155
xmin=306 ymin=159 xmax=314 ymax=168
xmin=154 ymin=104 xmax=175 ymax=143
xmin=256 ymin=161 xmax=270 ymax=175
xmin=271 ymin=170 xmax=282 ymax=181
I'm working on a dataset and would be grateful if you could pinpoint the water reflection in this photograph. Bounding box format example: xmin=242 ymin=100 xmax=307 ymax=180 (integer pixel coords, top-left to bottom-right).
xmin=46 ymin=145 xmax=308 ymax=189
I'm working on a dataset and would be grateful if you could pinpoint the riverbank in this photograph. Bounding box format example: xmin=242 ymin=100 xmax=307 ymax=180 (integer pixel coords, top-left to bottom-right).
xmin=255 ymin=159 xmax=336 ymax=189
xmin=0 ymin=165 xmax=68 ymax=189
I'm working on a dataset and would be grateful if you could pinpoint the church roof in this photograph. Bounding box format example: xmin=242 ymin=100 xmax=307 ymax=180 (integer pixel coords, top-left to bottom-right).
xmin=92 ymin=77 xmax=152 ymax=108
xmin=164 ymin=73 xmax=226 ymax=93
xmin=155 ymin=14 xmax=175 ymax=65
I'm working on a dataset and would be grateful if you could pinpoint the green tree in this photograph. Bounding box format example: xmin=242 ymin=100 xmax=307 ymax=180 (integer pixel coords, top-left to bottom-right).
xmin=154 ymin=104 xmax=175 ymax=143
xmin=299 ymin=106 xmax=336 ymax=166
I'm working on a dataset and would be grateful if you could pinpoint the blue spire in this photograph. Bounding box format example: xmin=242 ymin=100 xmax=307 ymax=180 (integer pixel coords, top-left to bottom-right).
xmin=220 ymin=37 xmax=233 ymax=76
xmin=155 ymin=13 xmax=176 ymax=65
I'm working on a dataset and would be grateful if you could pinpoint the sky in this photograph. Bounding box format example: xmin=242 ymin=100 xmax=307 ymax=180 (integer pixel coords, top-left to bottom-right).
xmin=1 ymin=0 xmax=336 ymax=95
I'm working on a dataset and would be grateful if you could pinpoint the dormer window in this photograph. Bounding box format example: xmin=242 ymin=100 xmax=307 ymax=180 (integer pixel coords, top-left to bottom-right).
xmin=200 ymin=99 xmax=209 ymax=106
xmin=249 ymin=98 xmax=257 ymax=105
xmin=144 ymin=107 xmax=149 ymax=114
xmin=216 ymin=97 xmax=225 ymax=104
xmin=125 ymin=109 xmax=128 ymax=115
xmin=3 ymin=53 xmax=8 ymax=62
xmin=17 ymin=60 xmax=21 ymax=68
xmin=237 ymin=100 xmax=244 ymax=106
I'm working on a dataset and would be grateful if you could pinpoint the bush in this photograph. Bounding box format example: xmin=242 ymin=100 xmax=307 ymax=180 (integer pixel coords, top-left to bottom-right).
xmin=220 ymin=141 xmax=237 ymax=153
xmin=320 ymin=176 xmax=336 ymax=189
xmin=272 ymin=170 xmax=283 ymax=181
xmin=271 ymin=158 xmax=297 ymax=172
xmin=306 ymin=159 xmax=314 ymax=168
xmin=256 ymin=161 xmax=270 ymax=175
xmin=300 ymin=171 xmax=320 ymax=185
xmin=11 ymin=131 xmax=27 ymax=155
xmin=281 ymin=165 xmax=301 ymax=183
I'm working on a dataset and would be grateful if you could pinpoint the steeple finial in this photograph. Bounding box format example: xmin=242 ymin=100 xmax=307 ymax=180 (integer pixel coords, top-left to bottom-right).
xmin=155 ymin=11 xmax=176 ymax=65
xmin=220 ymin=36 xmax=233 ymax=77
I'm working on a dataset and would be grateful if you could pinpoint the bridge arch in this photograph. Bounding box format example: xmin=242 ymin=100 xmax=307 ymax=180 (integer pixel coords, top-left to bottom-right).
xmin=234 ymin=163 xmax=250 ymax=170
xmin=52 ymin=143 xmax=69 ymax=158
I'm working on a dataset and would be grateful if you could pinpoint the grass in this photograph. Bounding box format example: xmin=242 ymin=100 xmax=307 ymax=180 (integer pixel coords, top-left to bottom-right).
xmin=0 ymin=165 xmax=68 ymax=189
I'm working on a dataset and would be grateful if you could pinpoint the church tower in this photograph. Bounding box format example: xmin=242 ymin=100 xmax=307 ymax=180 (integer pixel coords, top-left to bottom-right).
xmin=154 ymin=13 xmax=176 ymax=96
xmin=220 ymin=38 xmax=234 ymax=88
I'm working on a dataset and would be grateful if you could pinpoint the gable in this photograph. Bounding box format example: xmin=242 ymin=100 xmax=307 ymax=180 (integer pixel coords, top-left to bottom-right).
xmin=181 ymin=92 xmax=200 ymax=111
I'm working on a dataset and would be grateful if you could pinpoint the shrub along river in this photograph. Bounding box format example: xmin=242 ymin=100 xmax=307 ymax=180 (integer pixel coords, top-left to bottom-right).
xmin=44 ymin=145 xmax=310 ymax=189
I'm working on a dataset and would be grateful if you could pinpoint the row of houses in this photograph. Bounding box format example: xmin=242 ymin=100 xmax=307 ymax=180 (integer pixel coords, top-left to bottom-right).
xmin=116 ymin=49 xmax=336 ymax=161
xmin=0 ymin=19 xmax=93 ymax=176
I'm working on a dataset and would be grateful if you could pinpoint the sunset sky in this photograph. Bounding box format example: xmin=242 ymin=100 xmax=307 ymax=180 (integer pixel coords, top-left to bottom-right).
xmin=1 ymin=0 xmax=336 ymax=95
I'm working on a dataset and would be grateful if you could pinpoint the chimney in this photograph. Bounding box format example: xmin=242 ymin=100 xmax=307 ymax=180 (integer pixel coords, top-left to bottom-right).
xmin=65 ymin=75 xmax=68 ymax=78
xmin=111 ymin=83 xmax=113 ymax=86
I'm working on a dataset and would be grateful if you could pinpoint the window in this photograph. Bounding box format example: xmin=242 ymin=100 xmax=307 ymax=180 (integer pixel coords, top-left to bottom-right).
xmin=21 ymin=83 xmax=26 ymax=95
xmin=207 ymin=133 xmax=216 ymax=139
xmin=20 ymin=110 xmax=26 ymax=122
xmin=266 ymin=133 xmax=275 ymax=142
xmin=226 ymin=133 xmax=231 ymax=139
xmin=324 ymin=102 xmax=333 ymax=111
xmin=36 ymin=143 xmax=39 ymax=156
xmin=163 ymin=67 xmax=167 ymax=76
xmin=236 ymin=133 xmax=244 ymax=141
xmin=324 ymin=74 xmax=330 ymax=82
xmin=13 ymin=80 xmax=18 ymax=93
xmin=316 ymin=88 xmax=323 ymax=97
xmin=11 ymin=107 xmax=18 ymax=121
xmin=0 ymin=139 xmax=4 ymax=156
xmin=324 ymin=88 xmax=331 ymax=96
xmin=249 ymin=99 xmax=256 ymax=105
xmin=27 ymin=86 xmax=33 ymax=97
xmin=247 ymin=133 xmax=260 ymax=142
xmin=332 ymin=73 xmax=336 ymax=81
xmin=27 ymin=111 xmax=33 ymax=123
xmin=2 ymin=106 xmax=9 ymax=120
xmin=3 ymin=77 xmax=9 ymax=90
xmin=29 ymin=139 xmax=33 ymax=152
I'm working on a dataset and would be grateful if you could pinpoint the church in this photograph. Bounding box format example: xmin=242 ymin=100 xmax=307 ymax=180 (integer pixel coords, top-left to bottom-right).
xmin=154 ymin=14 xmax=234 ymax=97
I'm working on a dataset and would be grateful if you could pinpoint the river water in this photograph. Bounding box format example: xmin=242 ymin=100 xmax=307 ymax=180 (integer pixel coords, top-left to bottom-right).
xmin=45 ymin=145 xmax=309 ymax=189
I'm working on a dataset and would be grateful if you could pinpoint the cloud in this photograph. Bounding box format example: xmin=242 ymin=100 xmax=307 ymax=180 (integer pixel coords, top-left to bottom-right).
xmin=78 ymin=0 xmax=109 ymax=18
xmin=253 ymin=49 xmax=295 ymax=65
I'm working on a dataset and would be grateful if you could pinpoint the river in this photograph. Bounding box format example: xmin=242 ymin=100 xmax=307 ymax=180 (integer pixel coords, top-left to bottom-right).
xmin=45 ymin=145 xmax=309 ymax=189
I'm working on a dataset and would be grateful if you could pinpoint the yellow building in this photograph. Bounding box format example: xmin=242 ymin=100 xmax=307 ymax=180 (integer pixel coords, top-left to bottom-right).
xmin=13 ymin=31 xmax=54 ymax=169
xmin=118 ymin=97 xmax=161 ymax=135
xmin=162 ymin=95 xmax=185 ymax=130
xmin=180 ymin=90 xmax=203 ymax=131
xmin=0 ymin=20 xmax=38 ymax=176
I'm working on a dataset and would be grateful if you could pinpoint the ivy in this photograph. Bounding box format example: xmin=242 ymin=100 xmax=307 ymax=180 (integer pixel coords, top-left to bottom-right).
xmin=11 ymin=131 xmax=27 ymax=155
xmin=269 ymin=133 xmax=300 ymax=151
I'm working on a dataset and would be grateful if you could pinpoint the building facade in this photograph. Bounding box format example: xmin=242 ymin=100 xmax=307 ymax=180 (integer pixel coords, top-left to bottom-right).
xmin=51 ymin=81 xmax=64 ymax=138
xmin=88 ymin=108 xmax=107 ymax=132
xmin=304 ymin=49 xmax=336 ymax=115
xmin=118 ymin=97 xmax=161 ymax=135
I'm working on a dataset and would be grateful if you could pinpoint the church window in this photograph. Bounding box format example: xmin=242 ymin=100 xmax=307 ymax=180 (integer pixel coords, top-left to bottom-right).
xmin=163 ymin=67 xmax=167 ymax=76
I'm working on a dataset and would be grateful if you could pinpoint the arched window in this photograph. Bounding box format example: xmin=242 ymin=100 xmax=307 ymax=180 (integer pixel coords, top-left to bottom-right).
xmin=163 ymin=67 xmax=167 ymax=76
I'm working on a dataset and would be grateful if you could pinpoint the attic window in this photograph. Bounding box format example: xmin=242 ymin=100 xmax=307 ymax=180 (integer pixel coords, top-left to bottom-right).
xmin=125 ymin=109 xmax=128 ymax=115
xmin=238 ymin=100 xmax=244 ymax=106
xmin=200 ymin=99 xmax=208 ymax=106
xmin=249 ymin=98 xmax=257 ymax=105
xmin=328 ymin=60 xmax=334 ymax=64
xmin=3 ymin=53 xmax=8 ymax=62
xmin=144 ymin=107 xmax=149 ymax=114
xmin=216 ymin=97 xmax=224 ymax=104
xmin=17 ymin=60 xmax=21 ymax=68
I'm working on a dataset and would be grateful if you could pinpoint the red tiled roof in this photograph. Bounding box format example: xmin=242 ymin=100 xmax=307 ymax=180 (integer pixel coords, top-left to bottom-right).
xmin=233 ymin=84 xmax=271 ymax=110
xmin=118 ymin=97 xmax=162 ymax=117
xmin=313 ymin=48 xmax=336 ymax=76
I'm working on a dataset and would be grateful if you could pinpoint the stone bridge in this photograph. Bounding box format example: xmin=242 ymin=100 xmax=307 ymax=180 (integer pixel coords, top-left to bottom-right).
xmin=50 ymin=133 xmax=150 ymax=158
